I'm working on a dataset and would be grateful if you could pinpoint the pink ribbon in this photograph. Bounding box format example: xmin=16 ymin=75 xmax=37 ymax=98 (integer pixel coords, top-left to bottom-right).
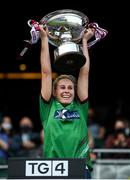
xmin=87 ymin=22 xmax=108 ymax=47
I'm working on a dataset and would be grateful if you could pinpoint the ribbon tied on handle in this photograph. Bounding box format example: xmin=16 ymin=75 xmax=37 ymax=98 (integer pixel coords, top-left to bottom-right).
xmin=87 ymin=22 xmax=108 ymax=48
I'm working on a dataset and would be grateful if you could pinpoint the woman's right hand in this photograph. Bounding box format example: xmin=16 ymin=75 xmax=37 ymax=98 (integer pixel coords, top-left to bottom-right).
xmin=39 ymin=25 xmax=48 ymax=39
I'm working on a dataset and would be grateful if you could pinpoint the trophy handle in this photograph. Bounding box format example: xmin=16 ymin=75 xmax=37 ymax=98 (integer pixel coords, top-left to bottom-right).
xmin=18 ymin=19 xmax=108 ymax=59
xmin=87 ymin=22 xmax=108 ymax=48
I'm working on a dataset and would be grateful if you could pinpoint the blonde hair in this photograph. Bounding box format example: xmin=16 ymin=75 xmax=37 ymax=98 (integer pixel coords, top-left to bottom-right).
xmin=53 ymin=74 xmax=77 ymax=91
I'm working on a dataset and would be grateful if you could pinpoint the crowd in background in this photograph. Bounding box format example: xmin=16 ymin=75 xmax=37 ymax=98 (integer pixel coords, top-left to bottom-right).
xmin=0 ymin=116 xmax=43 ymax=163
xmin=0 ymin=107 xmax=130 ymax=163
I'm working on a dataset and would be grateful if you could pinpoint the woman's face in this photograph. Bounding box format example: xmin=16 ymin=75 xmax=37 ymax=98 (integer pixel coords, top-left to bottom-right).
xmin=54 ymin=78 xmax=75 ymax=105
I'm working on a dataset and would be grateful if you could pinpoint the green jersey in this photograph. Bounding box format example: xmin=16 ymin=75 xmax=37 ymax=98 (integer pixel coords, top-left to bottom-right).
xmin=39 ymin=96 xmax=93 ymax=171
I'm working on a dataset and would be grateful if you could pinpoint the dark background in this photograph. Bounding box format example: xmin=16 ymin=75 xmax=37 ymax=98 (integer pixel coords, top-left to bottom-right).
xmin=0 ymin=2 xmax=129 ymax=129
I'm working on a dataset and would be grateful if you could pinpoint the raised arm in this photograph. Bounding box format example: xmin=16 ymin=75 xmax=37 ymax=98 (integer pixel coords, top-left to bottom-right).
xmin=39 ymin=26 xmax=52 ymax=101
xmin=77 ymin=28 xmax=95 ymax=101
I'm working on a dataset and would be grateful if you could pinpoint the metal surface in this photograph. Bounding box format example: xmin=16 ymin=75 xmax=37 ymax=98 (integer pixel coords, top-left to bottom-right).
xmin=40 ymin=9 xmax=89 ymax=47
xmin=40 ymin=9 xmax=89 ymax=72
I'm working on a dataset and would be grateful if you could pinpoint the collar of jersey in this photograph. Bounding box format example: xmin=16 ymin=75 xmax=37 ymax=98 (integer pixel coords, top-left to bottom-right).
xmin=55 ymin=98 xmax=74 ymax=110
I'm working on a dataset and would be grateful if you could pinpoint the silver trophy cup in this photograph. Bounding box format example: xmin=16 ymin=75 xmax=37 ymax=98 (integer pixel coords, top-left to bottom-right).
xmin=40 ymin=9 xmax=89 ymax=72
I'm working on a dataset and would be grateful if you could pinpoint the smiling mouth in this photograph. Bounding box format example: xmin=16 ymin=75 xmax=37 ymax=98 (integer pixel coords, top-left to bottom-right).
xmin=62 ymin=96 xmax=71 ymax=99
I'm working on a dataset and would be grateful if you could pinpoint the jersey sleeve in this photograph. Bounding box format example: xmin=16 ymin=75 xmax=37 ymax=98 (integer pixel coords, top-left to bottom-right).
xmin=39 ymin=95 xmax=52 ymax=127
xmin=78 ymin=98 xmax=89 ymax=123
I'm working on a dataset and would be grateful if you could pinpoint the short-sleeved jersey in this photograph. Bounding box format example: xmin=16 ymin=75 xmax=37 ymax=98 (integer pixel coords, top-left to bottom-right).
xmin=39 ymin=96 xmax=93 ymax=171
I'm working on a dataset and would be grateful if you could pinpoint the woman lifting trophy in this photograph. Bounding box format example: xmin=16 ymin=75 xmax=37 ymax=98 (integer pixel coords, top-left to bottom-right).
xmin=20 ymin=9 xmax=108 ymax=72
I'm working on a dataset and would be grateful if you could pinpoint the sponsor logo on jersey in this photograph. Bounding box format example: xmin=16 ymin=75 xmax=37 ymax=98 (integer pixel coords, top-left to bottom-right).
xmin=54 ymin=109 xmax=80 ymax=120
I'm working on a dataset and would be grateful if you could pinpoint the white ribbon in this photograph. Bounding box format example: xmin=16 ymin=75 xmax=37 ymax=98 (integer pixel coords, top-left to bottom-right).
xmin=28 ymin=20 xmax=41 ymax=44
xmin=30 ymin=26 xmax=40 ymax=44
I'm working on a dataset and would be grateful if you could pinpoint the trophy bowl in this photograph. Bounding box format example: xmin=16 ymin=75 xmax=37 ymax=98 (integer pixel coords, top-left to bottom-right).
xmin=40 ymin=9 xmax=89 ymax=72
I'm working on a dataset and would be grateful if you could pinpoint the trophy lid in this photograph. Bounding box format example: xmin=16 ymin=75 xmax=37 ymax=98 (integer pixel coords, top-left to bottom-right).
xmin=40 ymin=9 xmax=89 ymax=47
